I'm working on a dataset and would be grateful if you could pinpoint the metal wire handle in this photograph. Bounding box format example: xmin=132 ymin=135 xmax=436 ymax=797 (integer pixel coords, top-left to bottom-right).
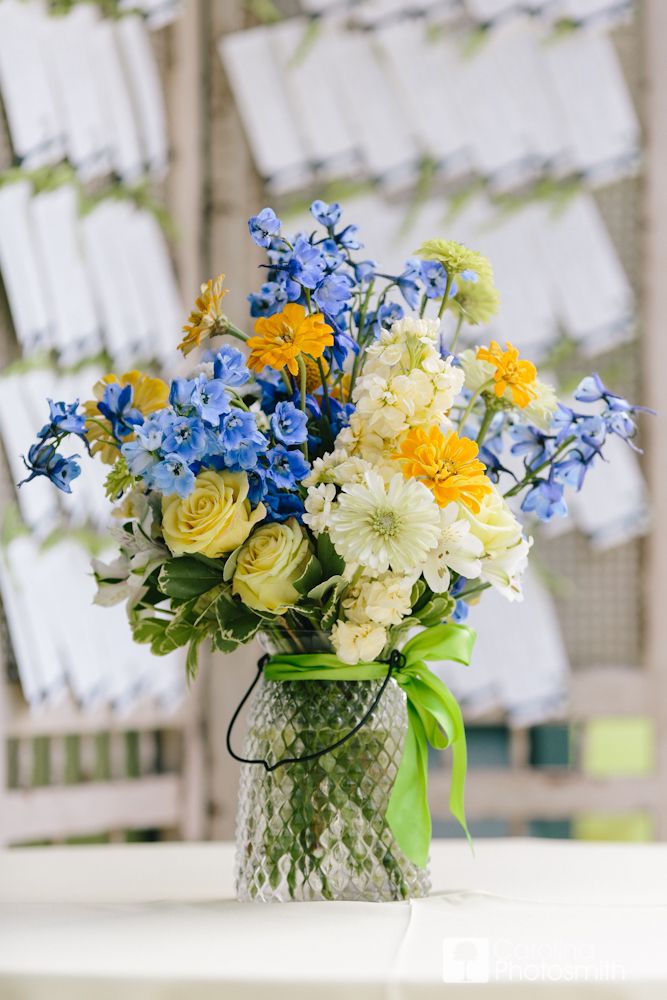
xmin=225 ymin=649 xmax=406 ymax=773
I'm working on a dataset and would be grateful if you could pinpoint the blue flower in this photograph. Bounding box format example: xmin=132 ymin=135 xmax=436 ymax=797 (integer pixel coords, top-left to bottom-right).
xmin=97 ymin=383 xmax=143 ymax=441
xmin=169 ymin=377 xmax=196 ymax=410
xmin=419 ymin=259 xmax=448 ymax=299
xmin=246 ymin=468 xmax=267 ymax=505
xmin=162 ymin=415 xmax=207 ymax=462
xmin=286 ymin=236 xmax=326 ymax=289
xmin=397 ymin=260 xmax=421 ymax=309
xmin=247 ymin=281 xmax=288 ymax=317
xmin=319 ymin=238 xmax=346 ymax=272
xmin=266 ymin=445 xmax=310 ymax=489
xmin=337 ymin=224 xmax=362 ymax=250
xmin=521 ymin=477 xmax=568 ymax=521
xmin=270 ymin=401 xmax=308 ymax=446
xmin=121 ymin=413 xmax=168 ymax=476
xmin=574 ymin=373 xmax=609 ymax=404
xmin=39 ymin=398 xmax=87 ymax=439
xmin=18 ymin=442 xmax=81 ymax=494
xmin=213 ymin=345 xmax=250 ymax=387
xmin=248 ymin=207 xmax=281 ymax=248
xmin=152 ymin=454 xmax=195 ymax=498
xmin=552 ymin=448 xmax=597 ymax=491
xmin=510 ymin=424 xmax=551 ymax=468
xmin=220 ymin=409 xmax=264 ymax=451
xmin=310 ymin=199 xmax=341 ymax=228
xmin=313 ymin=272 xmax=354 ymax=316
xmin=353 ymin=259 xmax=377 ymax=285
xmin=263 ymin=483 xmax=304 ymax=523
xmin=257 ymin=367 xmax=290 ymax=413
xmin=452 ymin=600 xmax=469 ymax=623
xmin=190 ymin=376 xmax=231 ymax=424
xmin=375 ymin=301 xmax=404 ymax=332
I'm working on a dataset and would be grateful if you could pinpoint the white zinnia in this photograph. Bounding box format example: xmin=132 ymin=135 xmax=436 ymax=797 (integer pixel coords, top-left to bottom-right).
xmin=331 ymin=620 xmax=387 ymax=665
xmin=423 ymin=504 xmax=484 ymax=594
xmin=328 ymin=471 xmax=440 ymax=575
xmin=302 ymin=482 xmax=337 ymax=534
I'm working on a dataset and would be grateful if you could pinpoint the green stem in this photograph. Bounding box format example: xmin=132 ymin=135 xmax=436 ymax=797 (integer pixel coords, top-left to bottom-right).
xmin=503 ymin=434 xmax=576 ymax=498
xmin=476 ymin=405 xmax=494 ymax=446
xmin=457 ymin=378 xmax=494 ymax=432
xmin=418 ymin=293 xmax=428 ymax=318
xmin=223 ymin=321 xmax=248 ymax=343
xmin=281 ymin=370 xmax=294 ymax=397
xmin=450 ymin=314 xmax=464 ymax=354
xmin=457 ymin=581 xmax=491 ymax=601
xmin=437 ymin=273 xmax=454 ymax=319
xmin=297 ymin=355 xmax=309 ymax=460
xmin=317 ymin=357 xmax=331 ymax=422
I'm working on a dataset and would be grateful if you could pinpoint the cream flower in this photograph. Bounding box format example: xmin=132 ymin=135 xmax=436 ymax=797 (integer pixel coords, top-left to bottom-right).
xmin=342 ymin=572 xmax=414 ymax=626
xmin=459 ymin=348 xmax=494 ymax=395
xmin=460 ymin=486 xmax=530 ymax=600
xmin=423 ymin=504 xmax=484 ymax=594
xmin=521 ymin=379 xmax=558 ymax=432
xmin=331 ymin=620 xmax=387 ymax=665
xmin=365 ymin=316 xmax=441 ymax=372
xmin=302 ymin=448 xmax=371 ymax=488
xmin=302 ymin=482 xmax=337 ymax=534
xmin=328 ymin=471 xmax=440 ymax=575
xmin=162 ymin=471 xmax=265 ymax=558
xmin=232 ymin=518 xmax=312 ymax=614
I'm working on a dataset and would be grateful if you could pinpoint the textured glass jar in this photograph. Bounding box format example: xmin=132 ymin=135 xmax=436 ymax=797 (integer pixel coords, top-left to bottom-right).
xmin=234 ymin=640 xmax=431 ymax=902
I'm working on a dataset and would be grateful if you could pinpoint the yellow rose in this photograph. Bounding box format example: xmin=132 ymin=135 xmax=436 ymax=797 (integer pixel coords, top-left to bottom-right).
xmin=232 ymin=518 xmax=312 ymax=614
xmin=162 ymin=470 xmax=265 ymax=558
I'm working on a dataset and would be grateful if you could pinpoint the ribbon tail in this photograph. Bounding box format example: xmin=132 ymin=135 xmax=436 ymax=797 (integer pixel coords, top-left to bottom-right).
xmin=437 ymin=681 xmax=472 ymax=849
xmin=385 ymin=701 xmax=431 ymax=869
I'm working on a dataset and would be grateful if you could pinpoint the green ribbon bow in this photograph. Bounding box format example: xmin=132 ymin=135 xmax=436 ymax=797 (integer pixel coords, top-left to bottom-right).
xmin=264 ymin=622 xmax=476 ymax=868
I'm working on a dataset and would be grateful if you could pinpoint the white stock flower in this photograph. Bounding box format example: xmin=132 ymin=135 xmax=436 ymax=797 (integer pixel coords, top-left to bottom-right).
xmin=342 ymin=572 xmax=414 ymax=626
xmin=302 ymin=482 xmax=337 ymax=534
xmin=365 ymin=316 xmax=440 ymax=372
xmin=331 ymin=620 xmax=387 ymax=665
xmin=460 ymin=485 xmax=531 ymax=600
xmin=423 ymin=504 xmax=484 ymax=594
xmin=458 ymin=348 xmax=494 ymax=394
xmin=302 ymin=449 xmax=370 ymax=488
xmin=328 ymin=471 xmax=440 ymax=575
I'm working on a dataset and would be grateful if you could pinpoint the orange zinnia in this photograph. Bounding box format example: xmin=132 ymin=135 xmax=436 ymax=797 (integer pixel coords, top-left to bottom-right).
xmin=396 ymin=425 xmax=492 ymax=513
xmin=248 ymin=303 xmax=334 ymax=377
xmin=179 ymin=274 xmax=229 ymax=356
xmin=476 ymin=340 xmax=537 ymax=408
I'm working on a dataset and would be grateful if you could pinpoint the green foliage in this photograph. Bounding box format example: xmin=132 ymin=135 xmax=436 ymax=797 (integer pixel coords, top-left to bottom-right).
xmin=216 ymin=592 xmax=263 ymax=645
xmin=104 ymin=456 xmax=135 ymax=501
xmin=316 ymin=533 xmax=345 ymax=578
xmin=292 ymin=553 xmax=323 ymax=596
xmin=158 ymin=556 xmax=224 ymax=599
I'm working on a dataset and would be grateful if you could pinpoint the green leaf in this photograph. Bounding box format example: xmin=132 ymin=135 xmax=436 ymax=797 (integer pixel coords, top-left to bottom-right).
xmin=293 ymin=553 xmax=322 ymax=596
xmin=131 ymin=616 xmax=169 ymax=646
xmin=307 ymin=574 xmax=346 ymax=603
xmin=158 ymin=556 xmax=223 ymax=599
xmin=186 ymin=636 xmax=204 ymax=681
xmin=415 ymin=594 xmax=456 ymax=627
xmin=216 ymin=593 xmax=263 ymax=644
xmin=316 ymin=533 xmax=345 ymax=577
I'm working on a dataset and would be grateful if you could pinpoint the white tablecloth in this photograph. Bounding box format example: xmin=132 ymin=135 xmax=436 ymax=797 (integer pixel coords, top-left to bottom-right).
xmin=1 ymin=839 xmax=666 ymax=998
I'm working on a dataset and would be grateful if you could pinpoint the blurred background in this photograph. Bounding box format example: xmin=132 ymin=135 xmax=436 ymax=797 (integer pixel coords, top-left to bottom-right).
xmin=0 ymin=0 xmax=665 ymax=848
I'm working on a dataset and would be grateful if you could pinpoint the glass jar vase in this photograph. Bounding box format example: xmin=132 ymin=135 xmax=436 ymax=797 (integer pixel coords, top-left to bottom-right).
xmin=234 ymin=659 xmax=431 ymax=902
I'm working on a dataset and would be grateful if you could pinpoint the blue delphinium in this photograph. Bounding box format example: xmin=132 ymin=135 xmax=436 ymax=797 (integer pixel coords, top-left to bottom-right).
xmin=248 ymin=207 xmax=281 ymax=248
xmin=521 ymin=476 xmax=568 ymax=521
xmin=213 ymin=345 xmax=250 ymax=387
xmin=247 ymin=281 xmax=288 ymax=318
xmin=263 ymin=483 xmax=305 ymax=523
xmin=19 ymin=442 xmax=81 ymax=494
xmin=162 ymin=414 xmax=207 ymax=462
xmin=310 ymin=199 xmax=342 ymax=229
xmin=270 ymin=401 xmax=308 ymax=446
xmin=190 ymin=375 xmax=231 ymax=424
xmin=266 ymin=445 xmax=310 ymax=489
xmin=98 ymin=383 xmax=143 ymax=442
xmin=313 ymin=272 xmax=354 ymax=316
xmin=151 ymin=454 xmax=196 ymax=498
xmin=39 ymin=399 xmax=87 ymax=440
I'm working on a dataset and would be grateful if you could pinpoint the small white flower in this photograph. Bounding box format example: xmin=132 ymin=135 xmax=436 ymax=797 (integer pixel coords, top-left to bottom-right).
xmin=342 ymin=572 xmax=414 ymax=626
xmin=303 ymin=482 xmax=337 ymax=534
xmin=459 ymin=348 xmax=494 ymax=394
xmin=303 ymin=448 xmax=371 ymax=488
xmin=331 ymin=620 xmax=387 ymax=665
xmin=423 ymin=504 xmax=484 ymax=594
xmin=329 ymin=471 xmax=440 ymax=575
xmin=460 ymin=486 xmax=531 ymax=600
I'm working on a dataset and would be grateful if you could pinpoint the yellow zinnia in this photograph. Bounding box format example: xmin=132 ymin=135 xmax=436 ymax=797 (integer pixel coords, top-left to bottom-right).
xmin=83 ymin=370 xmax=168 ymax=464
xmin=476 ymin=340 xmax=537 ymax=409
xmin=179 ymin=273 xmax=229 ymax=356
xmin=248 ymin=303 xmax=334 ymax=377
xmin=395 ymin=425 xmax=492 ymax=513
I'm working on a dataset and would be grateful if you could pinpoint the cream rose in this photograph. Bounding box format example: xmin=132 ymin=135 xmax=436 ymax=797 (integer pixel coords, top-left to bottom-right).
xmin=460 ymin=485 xmax=531 ymax=600
xmin=232 ymin=518 xmax=313 ymax=614
xmin=161 ymin=470 xmax=265 ymax=558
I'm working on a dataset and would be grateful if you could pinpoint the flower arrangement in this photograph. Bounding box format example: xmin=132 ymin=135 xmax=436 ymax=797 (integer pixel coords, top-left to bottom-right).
xmin=19 ymin=201 xmax=646 ymax=894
